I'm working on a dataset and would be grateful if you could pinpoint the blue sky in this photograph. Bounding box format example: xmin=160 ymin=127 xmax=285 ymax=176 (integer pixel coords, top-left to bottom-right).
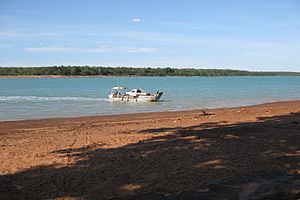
xmin=1 ymin=0 xmax=300 ymax=71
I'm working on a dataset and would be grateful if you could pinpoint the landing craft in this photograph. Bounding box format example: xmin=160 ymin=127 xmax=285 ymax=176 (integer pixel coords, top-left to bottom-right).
xmin=109 ymin=86 xmax=163 ymax=102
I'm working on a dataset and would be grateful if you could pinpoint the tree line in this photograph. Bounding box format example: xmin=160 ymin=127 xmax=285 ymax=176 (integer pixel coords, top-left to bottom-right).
xmin=0 ymin=66 xmax=299 ymax=76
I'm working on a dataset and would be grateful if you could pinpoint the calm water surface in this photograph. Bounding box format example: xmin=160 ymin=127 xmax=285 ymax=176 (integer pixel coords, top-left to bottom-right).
xmin=1 ymin=76 xmax=300 ymax=121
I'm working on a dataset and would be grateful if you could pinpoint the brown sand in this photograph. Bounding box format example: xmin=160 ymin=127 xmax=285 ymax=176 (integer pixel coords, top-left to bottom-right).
xmin=0 ymin=101 xmax=300 ymax=199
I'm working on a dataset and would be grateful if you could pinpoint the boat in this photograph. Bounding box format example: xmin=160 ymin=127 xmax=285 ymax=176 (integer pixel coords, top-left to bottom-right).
xmin=108 ymin=86 xmax=163 ymax=102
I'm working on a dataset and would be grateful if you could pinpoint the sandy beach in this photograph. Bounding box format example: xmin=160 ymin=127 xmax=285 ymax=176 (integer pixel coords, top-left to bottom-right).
xmin=1 ymin=101 xmax=300 ymax=199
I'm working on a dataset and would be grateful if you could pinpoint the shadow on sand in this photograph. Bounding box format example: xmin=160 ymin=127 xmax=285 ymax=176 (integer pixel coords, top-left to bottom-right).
xmin=1 ymin=112 xmax=300 ymax=199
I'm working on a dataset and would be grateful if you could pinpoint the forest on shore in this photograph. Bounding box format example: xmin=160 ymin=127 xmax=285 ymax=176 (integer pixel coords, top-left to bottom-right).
xmin=1 ymin=66 xmax=300 ymax=76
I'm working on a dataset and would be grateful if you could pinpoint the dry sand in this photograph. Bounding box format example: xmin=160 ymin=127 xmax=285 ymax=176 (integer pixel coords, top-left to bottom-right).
xmin=0 ymin=101 xmax=300 ymax=199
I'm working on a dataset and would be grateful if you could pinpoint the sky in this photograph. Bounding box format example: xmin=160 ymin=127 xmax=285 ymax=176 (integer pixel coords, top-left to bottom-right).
xmin=1 ymin=0 xmax=300 ymax=71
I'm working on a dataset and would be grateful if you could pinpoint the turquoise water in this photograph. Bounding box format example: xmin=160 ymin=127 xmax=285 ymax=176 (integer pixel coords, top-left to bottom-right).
xmin=1 ymin=76 xmax=300 ymax=121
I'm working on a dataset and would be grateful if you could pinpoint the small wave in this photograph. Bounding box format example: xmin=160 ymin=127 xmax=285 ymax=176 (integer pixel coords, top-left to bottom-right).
xmin=0 ymin=96 xmax=109 ymax=102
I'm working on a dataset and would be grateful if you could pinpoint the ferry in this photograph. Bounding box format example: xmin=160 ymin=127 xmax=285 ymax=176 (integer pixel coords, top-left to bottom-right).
xmin=109 ymin=86 xmax=163 ymax=102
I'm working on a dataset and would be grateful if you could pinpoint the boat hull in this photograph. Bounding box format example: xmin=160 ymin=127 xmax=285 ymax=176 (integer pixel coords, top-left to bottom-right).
xmin=109 ymin=92 xmax=163 ymax=102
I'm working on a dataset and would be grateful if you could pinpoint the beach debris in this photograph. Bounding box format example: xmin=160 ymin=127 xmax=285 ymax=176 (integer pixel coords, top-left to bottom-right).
xmin=224 ymin=134 xmax=239 ymax=139
xmin=201 ymin=110 xmax=214 ymax=116
xmin=177 ymin=116 xmax=183 ymax=120
xmin=235 ymin=108 xmax=247 ymax=113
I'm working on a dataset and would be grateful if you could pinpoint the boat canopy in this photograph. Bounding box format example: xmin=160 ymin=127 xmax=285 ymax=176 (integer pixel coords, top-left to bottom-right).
xmin=112 ymin=86 xmax=126 ymax=90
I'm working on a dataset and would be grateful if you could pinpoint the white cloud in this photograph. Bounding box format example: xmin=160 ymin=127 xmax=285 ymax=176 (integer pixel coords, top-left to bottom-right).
xmin=132 ymin=18 xmax=144 ymax=23
xmin=82 ymin=46 xmax=157 ymax=53
xmin=0 ymin=31 xmax=59 ymax=38
xmin=124 ymin=47 xmax=157 ymax=53
xmin=0 ymin=15 xmax=15 ymax=20
xmin=24 ymin=47 xmax=76 ymax=52
xmin=81 ymin=45 xmax=113 ymax=53
xmin=23 ymin=45 xmax=158 ymax=54
xmin=0 ymin=32 xmax=20 ymax=37
xmin=0 ymin=44 xmax=13 ymax=48
xmin=32 ymin=32 xmax=60 ymax=37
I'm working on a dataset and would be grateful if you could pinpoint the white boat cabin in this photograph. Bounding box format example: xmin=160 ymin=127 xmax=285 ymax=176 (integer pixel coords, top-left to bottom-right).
xmin=108 ymin=86 xmax=163 ymax=102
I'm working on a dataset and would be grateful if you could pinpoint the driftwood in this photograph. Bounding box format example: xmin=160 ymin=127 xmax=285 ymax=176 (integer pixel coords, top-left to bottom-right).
xmin=201 ymin=110 xmax=214 ymax=116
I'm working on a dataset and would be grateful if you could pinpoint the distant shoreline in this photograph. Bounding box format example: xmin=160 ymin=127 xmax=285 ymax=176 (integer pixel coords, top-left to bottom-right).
xmin=1 ymin=74 xmax=300 ymax=79
xmin=0 ymin=75 xmax=115 ymax=78
xmin=1 ymin=66 xmax=300 ymax=77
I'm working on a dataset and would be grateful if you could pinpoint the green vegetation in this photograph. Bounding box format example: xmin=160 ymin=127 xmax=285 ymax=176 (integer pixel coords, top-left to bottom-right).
xmin=0 ymin=66 xmax=299 ymax=76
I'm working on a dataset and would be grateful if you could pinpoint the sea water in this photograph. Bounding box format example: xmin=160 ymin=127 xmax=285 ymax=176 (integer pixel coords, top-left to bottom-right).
xmin=1 ymin=76 xmax=300 ymax=121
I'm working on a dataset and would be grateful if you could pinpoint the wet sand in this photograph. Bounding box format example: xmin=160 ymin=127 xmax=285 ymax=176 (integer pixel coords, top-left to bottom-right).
xmin=0 ymin=101 xmax=300 ymax=199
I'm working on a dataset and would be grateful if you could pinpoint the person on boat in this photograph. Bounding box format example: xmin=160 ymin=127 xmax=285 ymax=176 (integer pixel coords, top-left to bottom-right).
xmin=113 ymin=90 xmax=118 ymax=98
